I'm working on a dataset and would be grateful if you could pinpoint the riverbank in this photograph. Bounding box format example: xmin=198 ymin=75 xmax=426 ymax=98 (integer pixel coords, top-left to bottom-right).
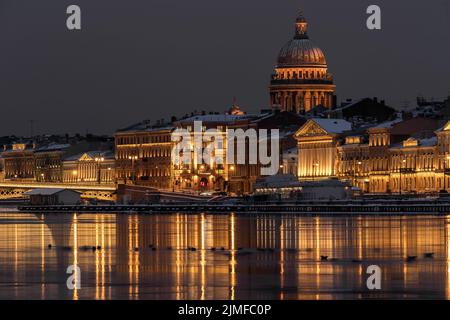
xmin=17 ymin=198 xmax=450 ymax=215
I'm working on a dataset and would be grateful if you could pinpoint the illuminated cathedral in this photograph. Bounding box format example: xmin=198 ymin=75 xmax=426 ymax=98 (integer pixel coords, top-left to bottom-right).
xmin=269 ymin=12 xmax=335 ymax=113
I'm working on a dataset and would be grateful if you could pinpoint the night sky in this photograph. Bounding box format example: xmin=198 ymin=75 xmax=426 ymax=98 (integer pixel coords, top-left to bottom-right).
xmin=0 ymin=0 xmax=449 ymax=136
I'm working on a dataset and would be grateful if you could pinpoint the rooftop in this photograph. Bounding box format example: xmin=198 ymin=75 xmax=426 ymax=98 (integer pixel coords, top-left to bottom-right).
xmin=312 ymin=118 xmax=352 ymax=134
xmin=24 ymin=188 xmax=81 ymax=196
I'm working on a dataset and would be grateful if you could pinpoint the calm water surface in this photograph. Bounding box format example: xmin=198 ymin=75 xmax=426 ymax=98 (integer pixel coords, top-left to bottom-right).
xmin=0 ymin=210 xmax=449 ymax=300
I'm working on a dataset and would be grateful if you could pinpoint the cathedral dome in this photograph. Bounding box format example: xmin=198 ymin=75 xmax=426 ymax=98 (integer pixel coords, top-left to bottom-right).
xmin=277 ymin=39 xmax=326 ymax=67
xmin=276 ymin=13 xmax=327 ymax=67
xmin=269 ymin=11 xmax=335 ymax=113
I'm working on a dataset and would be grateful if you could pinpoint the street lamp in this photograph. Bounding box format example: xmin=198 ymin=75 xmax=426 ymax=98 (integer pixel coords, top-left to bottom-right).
xmin=353 ymin=161 xmax=362 ymax=187
xmin=72 ymin=170 xmax=78 ymax=183
xmin=312 ymin=162 xmax=319 ymax=182
xmin=400 ymin=158 xmax=406 ymax=196
xmin=95 ymin=156 xmax=105 ymax=184
xmin=444 ymin=155 xmax=450 ymax=193
xmin=128 ymin=155 xmax=138 ymax=184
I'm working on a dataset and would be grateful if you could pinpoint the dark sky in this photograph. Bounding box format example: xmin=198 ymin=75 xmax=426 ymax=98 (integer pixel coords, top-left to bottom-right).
xmin=0 ymin=0 xmax=449 ymax=136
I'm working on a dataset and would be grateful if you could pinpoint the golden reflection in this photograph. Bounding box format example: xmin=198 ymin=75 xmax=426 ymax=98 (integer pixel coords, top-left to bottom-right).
xmin=230 ymin=213 xmax=236 ymax=300
xmin=280 ymin=219 xmax=285 ymax=300
xmin=95 ymin=217 xmax=99 ymax=300
xmin=200 ymin=213 xmax=206 ymax=300
xmin=134 ymin=215 xmax=139 ymax=298
xmin=128 ymin=215 xmax=133 ymax=298
xmin=176 ymin=213 xmax=181 ymax=300
xmin=0 ymin=213 xmax=448 ymax=299
xmin=72 ymin=213 xmax=78 ymax=300
xmin=314 ymin=217 xmax=321 ymax=300
xmin=447 ymin=217 xmax=450 ymax=299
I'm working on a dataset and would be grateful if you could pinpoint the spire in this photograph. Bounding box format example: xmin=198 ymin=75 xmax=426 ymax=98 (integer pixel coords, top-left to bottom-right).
xmin=295 ymin=11 xmax=308 ymax=39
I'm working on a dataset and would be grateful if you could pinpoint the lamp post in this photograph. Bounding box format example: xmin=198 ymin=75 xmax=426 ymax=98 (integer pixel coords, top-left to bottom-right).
xmin=72 ymin=170 xmax=78 ymax=183
xmin=444 ymin=155 xmax=450 ymax=193
xmin=400 ymin=158 xmax=406 ymax=196
xmin=128 ymin=155 xmax=138 ymax=184
xmin=312 ymin=161 xmax=319 ymax=182
xmin=353 ymin=160 xmax=362 ymax=187
xmin=95 ymin=156 xmax=104 ymax=184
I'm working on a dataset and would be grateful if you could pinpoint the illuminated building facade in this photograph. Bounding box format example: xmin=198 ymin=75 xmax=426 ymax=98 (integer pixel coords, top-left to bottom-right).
xmin=269 ymin=13 xmax=335 ymax=113
xmin=1 ymin=143 xmax=36 ymax=181
xmin=115 ymin=122 xmax=175 ymax=189
xmin=34 ymin=143 xmax=70 ymax=182
xmin=295 ymin=118 xmax=450 ymax=194
xmin=172 ymin=114 xmax=251 ymax=193
xmin=0 ymin=139 xmax=115 ymax=185
xmin=172 ymin=111 xmax=305 ymax=194
xmin=63 ymin=151 xmax=115 ymax=184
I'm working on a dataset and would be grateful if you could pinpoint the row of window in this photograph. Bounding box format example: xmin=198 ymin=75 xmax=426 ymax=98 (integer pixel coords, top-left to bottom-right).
xmin=116 ymin=148 xmax=172 ymax=159
xmin=116 ymin=134 xmax=171 ymax=145
xmin=275 ymin=69 xmax=328 ymax=80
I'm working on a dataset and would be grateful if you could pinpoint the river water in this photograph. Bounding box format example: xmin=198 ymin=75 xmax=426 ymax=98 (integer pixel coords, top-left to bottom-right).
xmin=0 ymin=211 xmax=449 ymax=299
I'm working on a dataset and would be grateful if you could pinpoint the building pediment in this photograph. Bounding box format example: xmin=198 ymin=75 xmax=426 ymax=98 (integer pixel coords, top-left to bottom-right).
xmin=294 ymin=120 xmax=330 ymax=139
xmin=79 ymin=153 xmax=94 ymax=161
xmin=443 ymin=121 xmax=450 ymax=131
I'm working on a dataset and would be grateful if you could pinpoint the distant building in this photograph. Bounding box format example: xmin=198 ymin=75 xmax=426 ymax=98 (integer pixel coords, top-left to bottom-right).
xmin=173 ymin=110 xmax=305 ymax=194
xmin=281 ymin=147 xmax=298 ymax=176
xmin=294 ymin=117 xmax=450 ymax=194
xmin=331 ymin=97 xmax=397 ymax=125
xmin=0 ymin=137 xmax=115 ymax=184
xmin=63 ymin=151 xmax=115 ymax=184
xmin=254 ymin=174 xmax=302 ymax=200
xmin=34 ymin=143 xmax=71 ymax=182
xmin=24 ymin=188 xmax=81 ymax=205
xmin=115 ymin=121 xmax=175 ymax=189
xmin=1 ymin=142 xmax=35 ymax=181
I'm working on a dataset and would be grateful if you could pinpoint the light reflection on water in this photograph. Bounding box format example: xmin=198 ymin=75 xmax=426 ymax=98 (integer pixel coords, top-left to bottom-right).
xmin=0 ymin=212 xmax=449 ymax=300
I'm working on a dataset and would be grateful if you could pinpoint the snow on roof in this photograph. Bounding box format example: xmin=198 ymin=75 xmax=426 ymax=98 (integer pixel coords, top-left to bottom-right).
xmin=332 ymin=99 xmax=364 ymax=112
xmin=371 ymin=115 xmax=403 ymax=129
xmin=435 ymin=121 xmax=450 ymax=133
xmin=312 ymin=118 xmax=352 ymax=134
xmin=255 ymin=174 xmax=302 ymax=189
xmin=178 ymin=114 xmax=256 ymax=123
xmin=64 ymin=150 xmax=114 ymax=161
xmin=35 ymin=143 xmax=71 ymax=152
xmin=420 ymin=136 xmax=437 ymax=147
xmin=116 ymin=119 xmax=175 ymax=133
xmin=24 ymin=188 xmax=81 ymax=196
